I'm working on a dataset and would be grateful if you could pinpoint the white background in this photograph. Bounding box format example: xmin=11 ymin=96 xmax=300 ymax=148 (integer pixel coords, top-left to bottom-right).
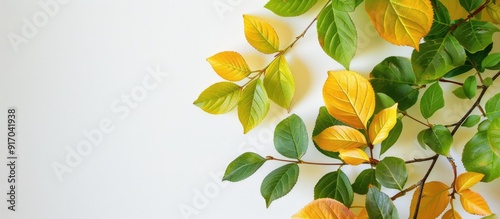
xmin=1 ymin=0 xmax=499 ymax=218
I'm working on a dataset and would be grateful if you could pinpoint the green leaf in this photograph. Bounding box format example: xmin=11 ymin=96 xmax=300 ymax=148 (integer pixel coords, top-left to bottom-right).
xmin=317 ymin=4 xmax=357 ymax=69
xmin=479 ymin=119 xmax=492 ymax=132
xmin=366 ymin=187 xmax=399 ymax=219
xmin=486 ymin=93 xmax=500 ymax=120
xmin=484 ymin=77 xmax=494 ymax=86
xmin=314 ymin=170 xmax=354 ymax=207
xmin=264 ymin=0 xmax=318 ymax=17
xmin=454 ymin=20 xmax=499 ymax=53
xmin=223 ymin=152 xmax=267 ymax=182
xmin=381 ymin=119 xmax=403 ymax=155
xmin=375 ymin=157 xmax=408 ymax=190
xmin=331 ymin=0 xmax=362 ymax=12
xmin=462 ymin=115 xmax=482 ymax=127
xmin=352 ymin=169 xmax=380 ymax=195
xmin=481 ymin=214 xmax=498 ymax=219
xmin=371 ymin=83 xmax=419 ymax=111
xmin=260 ymin=163 xmax=299 ymax=207
xmin=238 ymin=79 xmax=270 ymax=133
xmin=444 ymin=43 xmax=492 ymax=77
xmin=420 ymin=82 xmax=445 ymax=119
xmin=487 ymin=118 xmax=500 ymax=157
xmin=423 ymin=125 xmax=453 ymax=156
xmin=274 ymin=114 xmax=308 ymax=159
xmin=463 ymin=131 xmax=500 ymax=182
xmin=452 ymin=87 xmax=468 ymax=99
xmin=312 ymin=106 xmax=345 ymax=159
xmin=375 ymin=93 xmax=396 ymax=114
xmin=463 ymin=75 xmax=477 ymax=99
xmin=194 ymin=82 xmax=241 ymax=114
xmin=483 ymin=53 xmax=500 ymax=70
xmin=426 ymin=0 xmax=451 ymax=41
xmin=460 ymin=0 xmax=484 ymax=11
xmin=264 ymin=55 xmax=295 ymax=110
xmin=412 ymin=34 xmax=466 ymax=83
xmin=417 ymin=129 xmax=427 ymax=149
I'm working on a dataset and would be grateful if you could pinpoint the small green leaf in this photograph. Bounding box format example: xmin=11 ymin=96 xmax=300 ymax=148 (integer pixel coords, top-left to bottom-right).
xmin=274 ymin=114 xmax=308 ymax=159
xmin=375 ymin=93 xmax=396 ymax=114
xmin=264 ymin=55 xmax=295 ymax=110
xmin=452 ymin=87 xmax=468 ymax=99
xmin=331 ymin=0 xmax=362 ymax=12
xmin=317 ymin=4 xmax=357 ymax=69
xmin=265 ymin=0 xmax=318 ymax=17
xmin=381 ymin=119 xmax=403 ymax=155
xmin=352 ymin=169 xmax=380 ymax=195
xmin=454 ymin=20 xmax=499 ymax=53
xmin=260 ymin=163 xmax=299 ymax=207
xmin=479 ymin=119 xmax=492 ymax=132
xmin=459 ymin=0 xmax=484 ymax=12
xmin=420 ymin=82 xmax=445 ymax=119
xmin=486 ymin=93 xmax=500 ymax=120
xmin=482 ymin=53 xmax=500 ymax=70
xmin=463 ymin=75 xmax=477 ymax=99
xmin=462 ymin=115 xmax=482 ymax=127
xmin=445 ymin=44 xmax=492 ymax=77
xmin=366 ymin=187 xmax=399 ymax=219
xmin=312 ymin=106 xmax=345 ymax=159
xmin=238 ymin=79 xmax=270 ymax=133
xmin=425 ymin=0 xmax=451 ymax=41
xmin=484 ymin=77 xmax=494 ymax=86
xmin=423 ymin=125 xmax=453 ymax=156
xmin=412 ymin=34 xmax=466 ymax=83
xmin=463 ymin=132 xmax=500 ymax=182
xmin=487 ymin=118 xmax=500 ymax=157
xmin=375 ymin=157 xmax=408 ymax=191
xmin=314 ymin=170 xmax=354 ymax=207
xmin=417 ymin=129 xmax=427 ymax=149
xmin=223 ymin=152 xmax=267 ymax=182
xmin=194 ymin=82 xmax=241 ymax=114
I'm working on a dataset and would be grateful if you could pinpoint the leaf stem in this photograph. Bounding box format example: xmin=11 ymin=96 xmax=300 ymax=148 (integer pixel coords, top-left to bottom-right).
xmin=413 ymin=154 xmax=439 ymax=219
xmin=439 ymin=78 xmax=463 ymax=86
xmin=401 ymin=111 xmax=431 ymax=127
xmin=450 ymin=0 xmax=490 ymax=32
xmin=447 ymin=156 xmax=458 ymax=199
xmin=391 ymin=181 xmax=421 ymax=200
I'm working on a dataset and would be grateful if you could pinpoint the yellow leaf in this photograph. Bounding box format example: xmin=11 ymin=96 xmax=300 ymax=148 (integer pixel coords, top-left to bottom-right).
xmin=483 ymin=3 xmax=500 ymax=25
xmin=460 ymin=189 xmax=492 ymax=216
xmin=357 ymin=208 xmax=369 ymax=219
xmin=323 ymin=70 xmax=375 ymax=129
xmin=365 ymin=0 xmax=433 ymax=50
xmin=368 ymin=103 xmax=398 ymax=145
xmin=339 ymin=148 xmax=370 ymax=165
xmin=409 ymin=181 xmax=450 ymax=219
xmin=207 ymin=51 xmax=251 ymax=81
xmin=243 ymin=15 xmax=280 ymax=54
xmin=455 ymin=172 xmax=484 ymax=193
xmin=442 ymin=209 xmax=462 ymax=219
xmin=440 ymin=0 xmax=469 ymax=20
xmin=292 ymin=198 xmax=356 ymax=219
xmin=312 ymin=126 xmax=367 ymax=152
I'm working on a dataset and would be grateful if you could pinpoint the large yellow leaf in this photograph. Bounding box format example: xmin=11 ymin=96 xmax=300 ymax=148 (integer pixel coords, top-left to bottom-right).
xmin=292 ymin=198 xmax=356 ymax=219
xmin=312 ymin=126 xmax=367 ymax=152
xmin=409 ymin=181 xmax=450 ymax=219
xmin=460 ymin=189 xmax=492 ymax=216
xmin=206 ymin=51 xmax=251 ymax=81
xmin=243 ymin=15 xmax=280 ymax=54
xmin=455 ymin=172 xmax=484 ymax=193
xmin=442 ymin=209 xmax=462 ymax=219
xmin=323 ymin=70 xmax=375 ymax=129
xmin=368 ymin=103 xmax=398 ymax=145
xmin=339 ymin=148 xmax=370 ymax=165
xmin=365 ymin=0 xmax=433 ymax=50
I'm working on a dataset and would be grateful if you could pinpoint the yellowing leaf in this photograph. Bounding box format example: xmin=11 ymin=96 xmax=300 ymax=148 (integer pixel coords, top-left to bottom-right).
xmin=440 ymin=0 xmax=469 ymax=19
xmin=455 ymin=172 xmax=485 ymax=193
xmin=312 ymin=126 xmax=367 ymax=152
xmin=238 ymin=79 xmax=270 ymax=133
xmin=243 ymin=15 xmax=280 ymax=54
xmin=368 ymin=103 xmax=398 ymax=145
xmin=323 ymin=70 xmax=375 ymax=129
xmin=460 ymin=189 xmax=492 ymax=216
xmin=264 ymin=55 xmax=295 ymax=110
xmin=292 ymin=198 xmax=356 ymax=219
xmin=357 ymin=208 xmax=369 ymax=219
xmin=206 ymin=51 xmax=251 ymax=81
xmin=409 ymin=181 xmax=450 ymax=219
xmin=365 ymin=0 xmax=434 ymax=50
xmin=442 ymin=209 xmax=462 ymax=219
xmin=484 ymin=3 xmax=500 ymax=25
xmin=193 ymin=82 xmax=241 ymax=114
xmin=339 ymin=148 xmax=370 ymax=165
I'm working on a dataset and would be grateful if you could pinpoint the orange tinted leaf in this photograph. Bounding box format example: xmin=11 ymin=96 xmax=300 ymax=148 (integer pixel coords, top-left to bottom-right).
xmin=312 ymin=125 xmax=367 ymax=152
xmin=292 ymin=198 xmax=356 ymax=219
xmin=207 ymin=51 xmax=251 ymax=81
xmin=368 ymin=103 xmax=398 ymax=145
xmin=442 ymin=209 xmax=462 ymax=219
xmin=365 ymin=0 xmax=433 ymax=50
xmin=339 ymin=148 xmax=370 ymax=165
xmin=357 ymin=208 xmax=369 ymax=219
xmin=409 ymin=181 xmax=450 ymax=219
xmin=243 ymin=15 xmax=280 ymax=54
xmin=455 ymin=172 xmax=484 ymax=193
xmin=323 ymin=70 xmax=375 ymax=129
xmin=460 ymin=189 xmax=492 ymax=216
